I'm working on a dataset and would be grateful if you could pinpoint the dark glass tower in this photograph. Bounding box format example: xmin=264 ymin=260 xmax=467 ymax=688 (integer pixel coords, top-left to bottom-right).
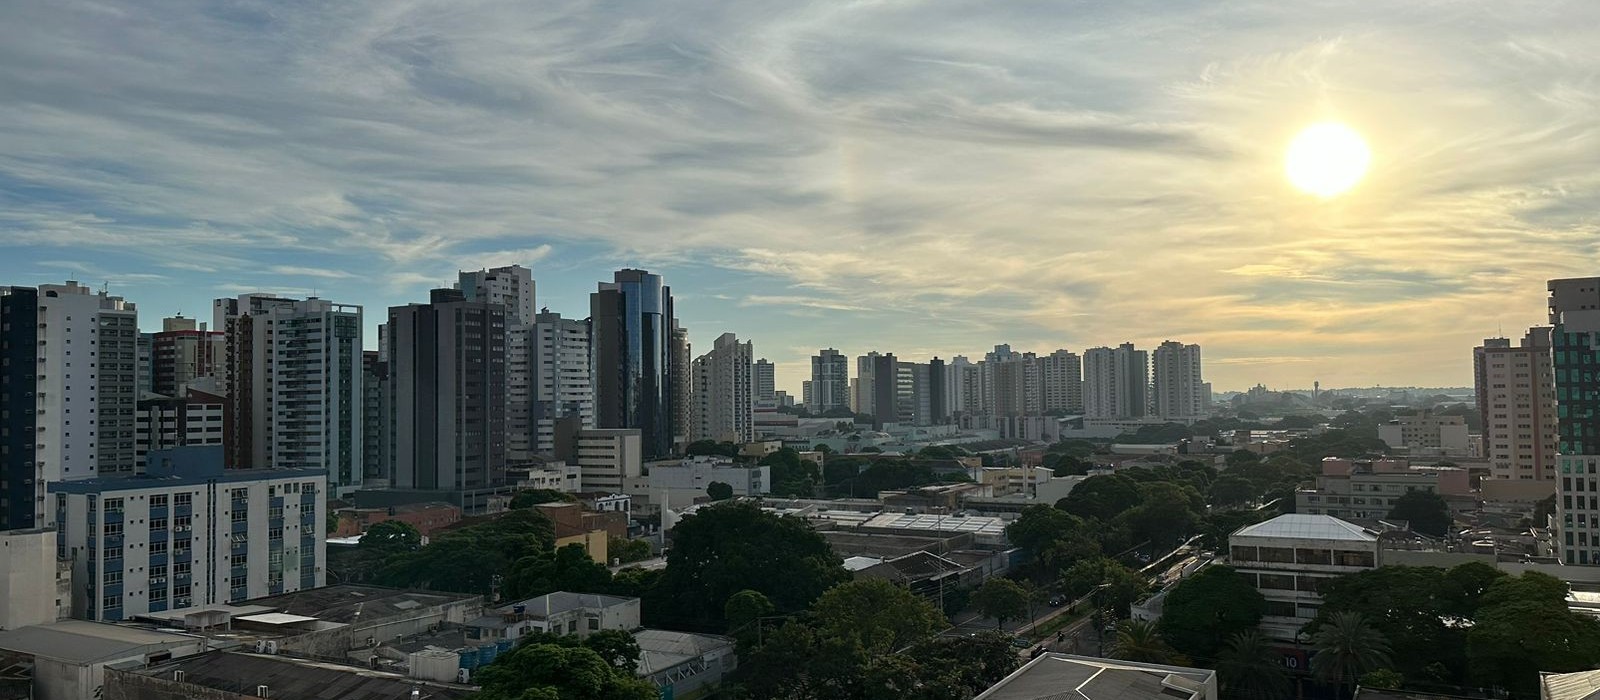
xmin=591 ymin=270 xmax=678 ymax=458
xmin=0 ymin=287 xmax=40 ymax=529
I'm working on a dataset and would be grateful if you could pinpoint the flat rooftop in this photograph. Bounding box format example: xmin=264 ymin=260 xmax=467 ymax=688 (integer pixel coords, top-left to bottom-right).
xmin=0 ymin=621 xmax=201 ymax=665
xmin=242 ymin=585 xmax=480 ymax=624
xmin=136 ymin=650 xmax=474 ymax=700
xmin=975 ymin=653 xmax=1214 ymax=700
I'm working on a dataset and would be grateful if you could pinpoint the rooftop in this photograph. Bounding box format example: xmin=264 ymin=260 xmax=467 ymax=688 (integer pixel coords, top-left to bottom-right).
xmin=1232 ymin=514 xmax=1378 ymax=543
xmin=1544 ymin=669 xmax=1600 ymax=700
xmin=634 ymin=629 xmax=734 ymax=676
xmin=48 ymin=446 xmax=324 ymax=494
xmin=135 ymin=650 xmax=474 ymax=700
xmin=975 ymin=653 xmax=1215 ymax=700
xmin=473 ymin=592 xmax=637 ymax=626
xmin=0 ymin=620 xmax=201 ymax=665
xmin=860 ymin=512 xmax=1009 ymax=537
xmin=243 ymin=585 xmax=479 ymax=625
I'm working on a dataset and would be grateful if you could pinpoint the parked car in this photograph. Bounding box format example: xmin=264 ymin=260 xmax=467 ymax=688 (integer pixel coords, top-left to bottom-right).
xmin=1047 ymin=595 xmax=1065 ymax=607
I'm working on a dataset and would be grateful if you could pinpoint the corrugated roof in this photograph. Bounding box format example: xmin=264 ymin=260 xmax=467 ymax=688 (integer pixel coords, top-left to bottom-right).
xmin=1232 ymin=514 xmax=1378 ymax=542
xmin=1543 ymin=669 xmax=1600 ymax=700
xmin=139 ymin=650 xmax=473 ymax=700
xmin=974 ymin=654 xmax=1214 ymax=700
xmin=634 ymin=629 xmax=733 ymax=676
xmin=0 ymin=621 xmax=200 ymax=664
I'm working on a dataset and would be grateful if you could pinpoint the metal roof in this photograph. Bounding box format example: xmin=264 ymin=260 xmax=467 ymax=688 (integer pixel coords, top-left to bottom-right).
xmin=1543 ymin=669 xmax=1600 ymax=700
xmin=975 ymin=654 xmax=1214 ymax=700
xmin=0 ymin=621 xmax=200 ymax=665
xmin=634 ymin=629 xmax=734 ymax=676
xmin=1231 ymin=514 xmax=1378 ymax=542
xmin=139 ymin=650 xmax=474 ymax=700
xmin=861 ymin=512 xmax=1009 ymax=536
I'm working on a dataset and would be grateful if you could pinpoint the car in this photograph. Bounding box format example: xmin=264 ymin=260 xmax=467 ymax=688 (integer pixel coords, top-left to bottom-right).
xmin=1047 ymin=595 xmax=1065 ymax=607
xmin=1009 ymin=637 xmax=1032 ymax=649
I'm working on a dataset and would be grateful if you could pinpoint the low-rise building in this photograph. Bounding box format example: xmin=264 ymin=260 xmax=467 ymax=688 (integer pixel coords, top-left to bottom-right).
xmin=50 ymin=446 xmax=327 ymax=622
xmin=0 ymin=528 xmax=69 ymax=630
xmin=0 ymin=620 xmax=207 ymax=700
xmin=635 ymin=629 xmax=737 ymax=699
xmin=330 ymin=501 xmax=461 ymax=539
xmin=1228 ymin=514 xmax=1381 ymax=641
xmin=506 ymin=462 xmax=582 ymax=493
xmin=554 ymin=421 xmax=643 ymax=493
xmin=1296 ymin=457 xmax=1473 ymax=521
xmin=107 ymin=649 xmax=474 ymax=700
xmin=1378 ymin=411 xmax=1471 ymax=457
xmin=975 ymin=653 xmax=1217 ymax=700
xmin=466 ymin=592 xmax=639 ymax=643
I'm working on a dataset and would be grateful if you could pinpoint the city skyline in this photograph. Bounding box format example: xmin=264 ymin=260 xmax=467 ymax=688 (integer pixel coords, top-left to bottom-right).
xmin=4 ymin=2 xmax=1598 ymax=394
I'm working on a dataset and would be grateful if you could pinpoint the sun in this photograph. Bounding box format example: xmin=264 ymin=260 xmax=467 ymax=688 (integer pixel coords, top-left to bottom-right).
xmin=1285 ymin=122 xmax=1370 ymax=198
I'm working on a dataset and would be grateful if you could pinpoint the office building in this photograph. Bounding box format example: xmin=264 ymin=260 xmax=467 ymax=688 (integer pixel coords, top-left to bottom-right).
xmin=591 ymin=270 xmax=679 ymax=458
xmin=1083 ymin=343 xmax=1148 ymax=419
xmin=147 ymin=316 xmax=224 ymax=398
xmin=1152 ymin=341 xmax=1204 ymax=421
xmin=361 ymin=351 xmax=389 ymax=483
xmin=461 ymin=265 xmax=537 ymax=463
xmin=527 ymin=310 xmax=594 ymax=457
xmin=1227 ymin=514 xmax=1379 ymax=641
xmin=387 ymin=289 xmax=507 ymax=494
xmin=691 ymin=333 xmax=754 ymax=444
xmin=645 ymin=456 xmax=770 ymax=510
xmin=809 ymin=349 xmax=850 ymax=414
xmin=133 ymin=390 xmax=225 ymax=470
xmin=457 ymin=265 xmax=535 ymax=326
xmin=214 ymin=294 xmax=362 ymax=494
xmin=1296 ymin=457 xmax=1471 ymax=520
xmin=1 ymin=282 xmax=139 ymax=531
xmin=51 ymin=446 xmax=327 ymax=621
xmin=670 ymin=321 xmax=692 ymax=453
xmin=1550 ymin=278 xmax=1600 ymax=565
xmin=1475 ymin=329 xmax=1559 ymax=481
xmin=1037 ymin=350 xmax=1083 ymax=415
xmin=869 ymin=353 xmax=901 ymax=427
xmin=927 ymin=357 xmax=949 ymax=423
xmin=555 ymin=418 xmax=642 ymax=493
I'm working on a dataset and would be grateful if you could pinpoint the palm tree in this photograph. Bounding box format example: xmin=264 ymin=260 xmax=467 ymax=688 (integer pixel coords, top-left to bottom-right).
xmin=1312 ymin=611 xmax=1392 ymax=696
xmin=1217 ymin=630 xmax=1291 ymax=700
xmin=1111 ymin=619 xmax=1183 ymax=665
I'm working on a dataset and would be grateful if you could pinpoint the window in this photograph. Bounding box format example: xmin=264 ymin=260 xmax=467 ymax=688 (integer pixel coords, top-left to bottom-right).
xmin=150 ymin=540 xmax=167 ymax=555
xmin=1334 ymin=550 xmax=1376 ymax=567
xmin=232 ymin=510 xmax=247 ymax=523
xmin=150 ymin=518 xmax=167 ymax=531
xmin=150 ymin=495 xmax=167 ymax=508
xmin=104 ymin=522 xmax=122 ymax=536
xmin=174 ymin=562 xmax=191 ymax=576
xmin=1296 ymin=549 xmax=1333 ymax=566
xmin=269 ymin=506 xmax=284 ymax=519
xmin=174 ymin=493 xmax=192 ymax=507
xmin=174 ymin=584 xmax=191 ymax=597
xmin=103 ymin=596 xmax=121 ymax=610
xmin=269 ymin=528 xmax=283 ymax=541
xmin=150 ymin=565 xmax=167 ymax=578
xmin=1229 ymin=546 xmax=1258 ymax=562
xmin=1257 ymin=546 xmax=1295 ymax=563
xmin=1258 ymin=573 xmax=1296 ymax=590
xmin=567 ymin=620 xmax=578 ymax=634
xmin=105 ymin=498 xmax=123 ymax=513
xmin=173 ymin=539 xmax=190 ymax=554
xmin=174 ymin=515 xmax=191 ymax=530
xmin=105 ymin=571 xmax=122 ymax=585
xmin=1264 ymin=600 xmax=1298 ymax=617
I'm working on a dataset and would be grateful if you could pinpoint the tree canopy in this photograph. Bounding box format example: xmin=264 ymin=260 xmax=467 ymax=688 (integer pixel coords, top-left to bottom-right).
xmin=473 ymin=640 xmax=656 ymax=700
xmin=1388 ymin=490 xmax=1452 ymax=537
xmin=1058 ymin=474 xmax=1142 ymax=522
xmin=1158 ymin=565 xmax=1264 ymax=662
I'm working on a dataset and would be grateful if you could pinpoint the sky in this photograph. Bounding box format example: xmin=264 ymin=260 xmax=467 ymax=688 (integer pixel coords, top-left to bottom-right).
xmin=2 ymin=1 xmax=1598 ymax=395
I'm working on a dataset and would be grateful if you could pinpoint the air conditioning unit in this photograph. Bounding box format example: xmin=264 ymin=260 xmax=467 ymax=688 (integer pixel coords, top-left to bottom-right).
xmin=264 ymin=641 xmax=278 ymax=654
xmin=173 ymin=671 xmax=185 ymax=683
xmin=255 ymin=640 xmax=268 ymax=654
xmin=256 ymin=685 xmax=270 ymax=698
xmin=457 ymin=668 xmax=471 ymax=684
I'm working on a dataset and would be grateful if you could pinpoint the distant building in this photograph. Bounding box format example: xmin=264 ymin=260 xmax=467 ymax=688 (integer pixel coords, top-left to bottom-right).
xmin=591 ymin=269 xmax=680 ymax=459
xmin=467 ymin=592 xmax=640 ymax=642
xmin=110 ymin=649 xmax=474 ymax=700
xmin=647 ymin=456 xmax=769 ymax=507
xmin=1083 ymin=343 xmax=1148 ymax=420
xmin=1549 ymin=277 xmax=1600 ymax=565
xmin=690 ymin=333 xmax=754 ymax=444
xmin=554 ymin=419 xmax=643 ymax=493
xmin=753 ymin=358 xmax=777 ymax=408
xmin=133 ymin=390 xmax=226 ymax=471
xmin=1037 ymin=350 xmax=1084 ymax=415
xmin=975 ymin=653 xmax=1217 ymax=700
xmin=809 ymin=349 xmax=850 ymax=414
xmin=1152 ymin=341 xmax=1204 ymax=421
xmin=530 ymin=310 xmax=594 ymax=456
xmin=146 ymin=315 xmax=224 ymax=399
xmin=1475 ymin=329 xmax=1558 ymax=481
xmin=1297 ymin=458 xmax=1472 ymax=520
xmin=1377 ymin=411 xmax=1471 ymax=457
xmin=50 ymin=446 xmax=327 ymax=621
xmin=1228 ymin=514 xmax=1380 ymax=641
xmin=0 ymin=620 xmax=208 ymax=700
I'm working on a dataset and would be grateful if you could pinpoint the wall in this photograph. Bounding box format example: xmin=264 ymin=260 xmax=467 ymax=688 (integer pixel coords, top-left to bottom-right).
xmin=0 ymin=529 xmax=63 ymax=629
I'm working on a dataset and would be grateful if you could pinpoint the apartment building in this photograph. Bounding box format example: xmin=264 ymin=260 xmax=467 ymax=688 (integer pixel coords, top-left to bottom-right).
xmin=1475 ymin=329 xmax=1558 ymax=481
xmin=1227 ymin=514 xmax=1380 ymax=641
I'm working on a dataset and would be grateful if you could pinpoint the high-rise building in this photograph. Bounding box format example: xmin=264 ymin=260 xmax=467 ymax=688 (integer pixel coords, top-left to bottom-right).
xmin=808 ymin=349 xmax=850 ymax=414
xmin=1 ymin=282 xmax=140 ymax=531
xmin=133 ymin=390 xmax=226 ymax=470
xmin=753 ymin=359 xmax=777 ymax=408
xmin=1037 ymin=350 xmax=1083 ymax=415
xmin=670 ymin=321 xmax=691 ymax=454
xmin=980 ymin=345 xmax=1018 ymax=414
xmin=946 ymin=355 xmax=981 ymax=416
xmin=387 ymin=289 xmax=508 ymax=493
xmin=1152 ymin=341 xmax=1205 ymax=420
xmin=855 ymin=352 xmax=882 ymax=418
xmin=928 ymin=357 xmax=949 ymax=423
xmin=361 ymin=351 xmax=389 ymax=483
xmin=51 ymin=446 xmax=327 ymax=621
xmin=1083 ymin=343 xmax=1148 ymax=419
xmin=148 ymin=316 xmax=224 ymax=398
xmin=591 ymin=270 xmax=679 ymax=458
xmin=1550 ymin=277 xmax=1600 ymax=565
xmin=531 ymin=310 xmax=594 ymax=456
xmin=458 ymin=265 xmax=535 ymax=326
xmin=214 ymin=294 xmax=363 ymax=494
xmin=871 ymin=353 xmax=901 ymax=427
xmin=1475 ymin=329 xmax=1558 ymax=482
xmin=691 ymin=333 xmax=754 ymax=444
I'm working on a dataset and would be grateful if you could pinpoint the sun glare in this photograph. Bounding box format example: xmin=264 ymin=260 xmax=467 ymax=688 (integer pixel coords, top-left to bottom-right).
xmin=1285 ymin=122 xmax=1370 ymax=198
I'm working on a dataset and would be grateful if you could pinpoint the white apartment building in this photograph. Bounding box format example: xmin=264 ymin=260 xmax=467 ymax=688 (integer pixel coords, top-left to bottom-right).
xmin=133 ymin=393 xmax=225 ymax=470
xmin=458 ymin=265 xmax=535 ymax=325
xmin=691 ymin=333 xmax=754 ymax=444
xmin=1152 ymin=341 xmax=1204 ymax=421
xmin=854 ymin=352 xmax=881 ymax=417
xmin=531 ymin=311 xmax=594 ymax=456
xmin=51 ymin=446 xmax=327 ymax=622
xmin=1227 ymin=514 xmax=1379 ymax=641
xmin=1083 ymin=343 xmax=1149 ymax=420
xmin=0 ymin=528 xmax=69 ymax=629
xmin=754 ymin=359 xmax=776 ymax=408
xmin=507 ymin=462 xmax=582 ymax=493
xmin=560 ymin=426 xmax=642 ymax=493
xmin=214 ymin=295 xmax=362 ymax=495
xmin=1037 ymin=350 xmax=1083 ymax=415
xmin=947 ymin=356 xmax=981 ymax=416
xmin=1475 ymin=329 xmax=1558 ymax=481
xmin=809 ymin=349 xmax=850 ymax=414
xmin=36 ymin=282 xmax=140 ymax=491
xmin=1376 ymin=411 xmax=1472 ymax=457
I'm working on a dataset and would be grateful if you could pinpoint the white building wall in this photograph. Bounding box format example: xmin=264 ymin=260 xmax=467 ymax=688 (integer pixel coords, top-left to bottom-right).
xmin=690 ymin=333 xmax=754 ymax=444
xmin=0 ymin=528 xmax=66 ymax=629
xmin=577 ymin=430 xmax=642 ymax=492
xmin=1152 ymin=341 xmax=1204 ymax=421
xmin=533 ymin=313 xmax=594 ymax=456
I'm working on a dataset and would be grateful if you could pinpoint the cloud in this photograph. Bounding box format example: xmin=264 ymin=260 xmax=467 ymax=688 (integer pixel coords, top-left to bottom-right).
xmin=1 ymin=0 xmax=1598 ymax=392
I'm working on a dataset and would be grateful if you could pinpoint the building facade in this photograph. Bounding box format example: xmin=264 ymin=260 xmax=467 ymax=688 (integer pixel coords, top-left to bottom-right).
xmin=51 ymin=446 xmax=326 ymax=622
xmin=0 ymin=528 xmax=68 ymax=629
xmin=386 ymin=289 xmax=508 ymax=493
xmin=555 ymin=419 xmax=643 ymax=493
xmin=591 ymin=270 xmax=679 ymax=458
xmin=529 ymin=311 xmax=594 ymax=457
xmin=361 ymin=351 xmax=390 ymax=483
xmin=1227 ymin=514 xmax=1379 ymax=640
xmin=1475 ymin=330 xmax=1559 ymax=481
xmin=1376 ymin=411 xmax=1471 ymax=457
xmin=809 ymin=349 xmax=850 ymax=414
xmin=1037 ymin=350 xmax=1083 ymax=415
xmin=147 ymin=316 xmax=224 ymax=398
xmin=214 ymin=294 xmax=363 ymax=494
xmin=753 ymin=359 xmax=776 ymax=408
xmin=1551 ymin=278 xmax=1600 ymax=565
xmin=133 ymin=391 xmax=225 ymax=470
xmin=1083 ymin=343 xmax=1148 ymax=420
xmin=691 ymin=333 xmax=754 ymax=444
xmin=1152 ymin=341 xmax=1204 ymax=421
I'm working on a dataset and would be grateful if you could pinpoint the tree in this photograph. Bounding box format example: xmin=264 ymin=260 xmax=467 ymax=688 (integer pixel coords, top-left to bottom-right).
xmin=510 ymin=489 xmax=576 ymax=509
xmin=1226 ymin=449 xmax=1261 ymax=467
xmin=608 ymin=537 xmax=652 ymax=564
xmin=972 ymin=578 xmax=1031 ymax=629
xmin=1359 ymin=669 xmax=1405 ymax=690
xmin=1158 ymin=566 xmax=1263 ymax=661
xmin=373 ymin=509 xmax=555 ymax=594
xmin=1005 ymin=505 xmax=1098 ymax=579
xmin=685 ymin=440 xmax=740 ymax=458
xmin=358 ymin=520 xmax=421 ymax=552
xmin=724 ymin=589 xmax=775 ymax=644
xmin=1311 ymin=612 xmax=1393 ymax=692
xmin=1120 ymin=481 xmax=1203 ymax=547
xmin=646 ymin=502 xmax=848 ymax=630
xmin=762 ymin=448 xmax=823 ymax=498
xmin=1217 ymin=630 xmax=1291 ymax=700
xmin=1208 ymin=475 xmax=1256 ymax=508
xmin=1110 ymin=619 xmax=1184 ymax=665
xmin=1314 ymin=565 xmax=1481 ymax=684
xmin=1388 ymin=490 xmax=1452 ymax=537
xmin=502 ymin=543 xmax=617 ymax=600
xmin=812 ymin=579 xmax=946 ymax=656
xmin=474 ymin=643 xmax=656 ymax=700
xmin=1058 ymin=474 xmax=1142 ymax=522
xmin=1467 ymin=572 xmax=1600 ymax=697
xmin=1058 ymin=557 xmax=1148 ymax=616
xmin=708 ymin=481 xmax=735 ymax=501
